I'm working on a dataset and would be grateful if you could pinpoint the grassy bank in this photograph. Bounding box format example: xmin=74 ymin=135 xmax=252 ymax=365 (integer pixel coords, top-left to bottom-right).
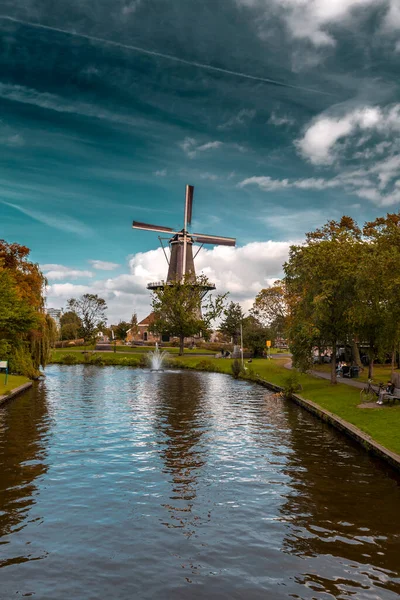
xmin=49 ymin=349 xmax=400 ymax=456
xmin=0 ymin=375 xmax=30 ymax=397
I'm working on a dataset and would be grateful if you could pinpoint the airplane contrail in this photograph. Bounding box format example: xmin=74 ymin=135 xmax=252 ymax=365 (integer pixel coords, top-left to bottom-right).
xmin=0 ymin=15 xmax=332 ymax=96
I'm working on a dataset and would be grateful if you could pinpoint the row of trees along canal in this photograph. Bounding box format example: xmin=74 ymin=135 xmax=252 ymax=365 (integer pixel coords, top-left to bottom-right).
xmin=281 ymin=213 xmax=400 ymax=384
xmin=0 ymin=240 xmax=57 ymax=378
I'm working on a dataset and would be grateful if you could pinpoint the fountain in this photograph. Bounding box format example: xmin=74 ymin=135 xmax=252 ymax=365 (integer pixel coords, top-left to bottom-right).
xmin=148 ymin=343 xmax=168 ymax=371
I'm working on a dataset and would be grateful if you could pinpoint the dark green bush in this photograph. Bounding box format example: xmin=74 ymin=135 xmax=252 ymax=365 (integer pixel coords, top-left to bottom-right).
xmin=282 ymin=373 xmax=302 ymax=399
xmin=231 ymin=359 xmax=242 ymax=379
xmin=59 ymin=353 xmax=79 ymax=365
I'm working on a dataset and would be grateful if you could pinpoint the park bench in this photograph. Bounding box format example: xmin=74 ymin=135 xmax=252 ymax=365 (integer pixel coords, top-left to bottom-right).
xmin=377 ymin=387 xmax=400 ymax=405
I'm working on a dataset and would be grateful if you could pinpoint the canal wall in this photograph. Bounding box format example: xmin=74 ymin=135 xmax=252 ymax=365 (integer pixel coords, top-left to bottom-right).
xmin=253 ymin=376 xmax=400 ymax=473
xmin=0 ymin=382 xmax=33 ymax=408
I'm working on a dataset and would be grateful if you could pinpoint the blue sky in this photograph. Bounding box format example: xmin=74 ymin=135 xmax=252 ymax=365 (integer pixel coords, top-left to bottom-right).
xmin=1 ymin=0 xmax=400 ymax=320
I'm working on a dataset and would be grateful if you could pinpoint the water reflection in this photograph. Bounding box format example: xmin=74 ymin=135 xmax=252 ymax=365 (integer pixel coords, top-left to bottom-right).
xmin=0 ymin=382 xmax=50 ymax=567
xmin=152 ymin=372 xmax=209 ymax=536
xmin=280 ymin=402 xmax=400 ymax=596
xmin=0 ymin=366 xmax=399 ymax=599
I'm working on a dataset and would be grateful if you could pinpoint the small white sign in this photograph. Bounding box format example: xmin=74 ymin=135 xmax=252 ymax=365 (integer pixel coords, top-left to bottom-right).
xmin=0 ymin=361 xmax=8 ymax=369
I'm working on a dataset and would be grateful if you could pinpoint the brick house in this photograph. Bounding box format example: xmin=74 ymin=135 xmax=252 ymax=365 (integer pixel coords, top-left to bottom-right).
xmin=126 ymin=313 xmax=162 ymax=344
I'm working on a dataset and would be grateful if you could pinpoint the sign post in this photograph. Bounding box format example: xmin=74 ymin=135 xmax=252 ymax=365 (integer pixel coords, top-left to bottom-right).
xmin=0 ymin=360 xmax=8 ymax=385
xmin=266 ymin=340 xmax=271 ymax=359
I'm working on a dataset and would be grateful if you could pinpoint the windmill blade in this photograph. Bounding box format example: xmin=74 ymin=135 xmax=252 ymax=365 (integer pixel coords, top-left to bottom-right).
xmin=193 ymin=233 xmax=236 ymax=246
xmin=132 ymin=221 xmax=178 ymax=235
xmin=184 ymin=184 xmax=194 ymax=227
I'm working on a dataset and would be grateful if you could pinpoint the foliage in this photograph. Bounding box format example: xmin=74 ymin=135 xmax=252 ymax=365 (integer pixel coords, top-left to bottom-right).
xmin=231 ymin=359 xmax=243 ymax=379
xmin=0 ymin=241 xmax=55 ymax=377
xmin=219 ymin=302 xmax=244 ymax=344
xmin=150 ymin=274 xmax=227 ymax=355
xmin=67 ymin=294 xmax=107 ymax=342
xmin=281 ymin=373 xmax=302 ymax=399
xmin=60 ymin=311 xmax=82 ymax=341
xmin=112 ymin=321 xmax=131 ymax=341
xmin=284 ymin=217 xmax=363 ymax=383
xmin=251 ymin=283 xmax=287 ymax=338
xmin=242 ymin=315 xmax=270 ymax=357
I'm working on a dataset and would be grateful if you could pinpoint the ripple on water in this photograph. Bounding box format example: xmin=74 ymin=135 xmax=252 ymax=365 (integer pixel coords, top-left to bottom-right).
xmin=0 ymin=365 xmax=399 ymax=599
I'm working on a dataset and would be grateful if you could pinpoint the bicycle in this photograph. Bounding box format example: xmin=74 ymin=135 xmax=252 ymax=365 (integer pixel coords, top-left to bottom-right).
xmin=359 ymin=379 xmax=383 ymax=403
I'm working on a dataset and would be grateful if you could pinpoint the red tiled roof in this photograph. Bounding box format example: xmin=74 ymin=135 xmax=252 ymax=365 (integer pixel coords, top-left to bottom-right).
xmin=138 ymin=312 xmax=155 ymax=326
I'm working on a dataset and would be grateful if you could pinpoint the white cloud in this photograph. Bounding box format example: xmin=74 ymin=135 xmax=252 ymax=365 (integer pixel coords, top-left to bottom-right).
xmin=154 ymin=169 xmax=167 ymax=177
xmin=237 ymin=0 xmax=399 ymax=46
xmin=268 ymin=112 xmax=295 ymax=126
xmin=45 ymin=241 xmax=292 ymax=323
xmin=238 ymin=175 xmax=341 ymax=191
xmin=297 ymin=106 xmax=385 ymax=164
xmin=218 ymin=109 xmax=256 ymax=130
xmin=1 ymin=201 xmax=93 ymax=236
xmin=42 ymin=264 xmax=93 ymax=280
xmin=89 ymin=260 xmax=120 ymax=271
xmin=200 ymin=172 xmax=218 ymax=181
xmin=0 ymin=82 xmax=142 ymax=128
xmin=122 ymin=0 xmax=141 ymax=16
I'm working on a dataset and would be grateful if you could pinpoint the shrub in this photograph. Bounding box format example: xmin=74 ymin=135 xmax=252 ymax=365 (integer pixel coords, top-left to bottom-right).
xmin=195 ymin=359 xmax=220 ymax=372
xmin=282 ymin=373 xmax=302 ymax=399
xmin=59 ymin=353 xmax=79 ymax=365
xmin=231 ymin=359 xmax=243 ymax=379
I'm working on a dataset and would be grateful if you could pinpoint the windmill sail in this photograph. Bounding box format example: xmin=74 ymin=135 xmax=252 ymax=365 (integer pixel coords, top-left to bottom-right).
xmin=185 ymin=184 xmax=194 ymax=226
xmin=132 ymin=221 xmax=177 ymax=234
xmin=192 ymin=233 xmax=236 ymax=246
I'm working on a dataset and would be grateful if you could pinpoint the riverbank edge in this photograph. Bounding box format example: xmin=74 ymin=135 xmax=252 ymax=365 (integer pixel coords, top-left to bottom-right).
xmin=252 ymin=376 xmax=400 ymax=473
xmin=0 ymin=382 xmax=33 ymax=407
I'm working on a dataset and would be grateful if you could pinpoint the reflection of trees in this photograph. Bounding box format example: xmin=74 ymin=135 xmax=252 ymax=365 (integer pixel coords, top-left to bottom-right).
xmin=0 ymin=383 xmax=50 ymax=566
xmin=279 ymin=402 xmax=400 ymax=591
xmin=152 ymin=372 xmax=209 ymax=537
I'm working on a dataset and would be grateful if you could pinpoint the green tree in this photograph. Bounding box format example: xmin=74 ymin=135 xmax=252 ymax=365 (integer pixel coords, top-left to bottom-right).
xmin=67 ymin=294 xmax=107 ymax=343
xmin=219 ymin=302 xmax=244 ymax=344
xmin=251 ymin=283 xmax=287 ymax=339
xmin=60 ymin=311 xmax=82 ymax=341
xmin=113 ymin=321 xmax=131 ymax=341
xmin=242 ymin=315 xmax=270 ymax=357
xmin=150 ymin=274 xmax=227 ymax=355
xmin=0 ymin=241 xmax=54 ymax=377
xmin=284 ymin=217 xmax=363 ymax=383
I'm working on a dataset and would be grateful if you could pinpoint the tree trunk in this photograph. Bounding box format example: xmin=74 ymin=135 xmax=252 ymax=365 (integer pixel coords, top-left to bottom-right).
xmin=368 ymin=357 xmax=374 ymax=379
xmin=391 ymin=349 xmax=396 ymax=377
xmin=179 ymin=334 xmax=185 ymax=356
xmin=331 ymin=341 xmax=337 ymax=384
xmin=351 ymin=339 xmax=362 ymax=367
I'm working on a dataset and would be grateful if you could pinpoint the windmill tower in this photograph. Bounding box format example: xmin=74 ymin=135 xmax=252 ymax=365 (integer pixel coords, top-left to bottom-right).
xmin=132 ymin=185 xmax=236 ymax=297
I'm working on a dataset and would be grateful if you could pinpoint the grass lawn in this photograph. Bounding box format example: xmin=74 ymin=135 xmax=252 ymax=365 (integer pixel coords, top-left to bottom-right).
xmin=0 ymin=374 xmax=30 ymax=397
xmin=49 ymin=349 xmax=400 ymax=456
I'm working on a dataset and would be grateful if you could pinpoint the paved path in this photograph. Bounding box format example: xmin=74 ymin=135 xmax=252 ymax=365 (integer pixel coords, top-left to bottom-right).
xmin=276 ymin=356 xmax=366 ymax=390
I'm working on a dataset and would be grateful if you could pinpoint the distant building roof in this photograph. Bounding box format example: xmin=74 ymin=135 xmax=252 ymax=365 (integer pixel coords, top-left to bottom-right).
xmin=138 ymin=313 xmax=155 ymax=327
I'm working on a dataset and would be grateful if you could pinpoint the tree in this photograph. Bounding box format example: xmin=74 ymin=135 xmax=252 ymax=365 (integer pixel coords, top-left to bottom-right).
xmin=67 ymin=294 xmax=107 ymax=343
xmin=284 ymin=217 xmax=363 ymax=383
xmin=242 ymin=315 xmax=270 ymax=357
xmin=0 ymin=240 xmax=55 ymax=377
xmin=113 ymin=321 xmax=131 ymax=341
xmin=150 ymin=274 xmax=227 ymax=355
xmin=251 ymin=283 xmax=287 ymax=339
xmin=219 ymin=302 xmax=244 ymax=344
xmin=60 ymin=311 xmax=82 ymax=341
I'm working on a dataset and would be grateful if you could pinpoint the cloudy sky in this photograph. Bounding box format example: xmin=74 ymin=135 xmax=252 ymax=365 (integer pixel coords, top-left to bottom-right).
xmin=1 ymin=0 xmax=400 ymax=321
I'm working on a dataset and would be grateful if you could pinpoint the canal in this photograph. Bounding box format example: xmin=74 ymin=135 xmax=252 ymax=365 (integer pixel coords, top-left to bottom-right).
xmin=0 ymin=365 xmax=399 ymax=599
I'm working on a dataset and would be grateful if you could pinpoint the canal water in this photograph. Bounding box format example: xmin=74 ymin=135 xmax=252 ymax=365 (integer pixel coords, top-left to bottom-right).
xmin=0 ymin=366 xmax=399 ymax=599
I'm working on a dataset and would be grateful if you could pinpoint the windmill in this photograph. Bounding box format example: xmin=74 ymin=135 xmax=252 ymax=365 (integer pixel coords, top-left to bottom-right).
xmin=132 ymin=185 xmax=236 ymax=297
